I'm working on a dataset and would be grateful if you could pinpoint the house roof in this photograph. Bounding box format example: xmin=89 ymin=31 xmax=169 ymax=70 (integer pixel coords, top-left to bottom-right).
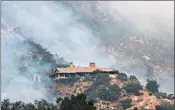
xmin=55 ymin=67 xmax=113 ymax=73
xmin=96 ymin=67 xmax=113 ymax=72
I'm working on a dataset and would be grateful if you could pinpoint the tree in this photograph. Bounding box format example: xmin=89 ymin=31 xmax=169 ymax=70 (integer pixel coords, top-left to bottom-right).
xmin=117 ymin=73 xmax=128 ymax=82
xmin=55 ymin=76 xmax=80 ymax=86
xmin=83 ymin=75 xmax=95 ymax=82
xmin=120 ymin=99 xmax=132 ymax=109
xmin=85 ymin=72 xmax=123 ymax=101
xmin=155 ymin=102 xmax=174 ymax=110
xmin=59 ymin=93 xmax=96 ymax=110
xmin=129 ymin=75 xmax=138 ymax=82
xmin=154 ymin=92 xmax=168 ymax=99
xmin=1 ymin=94 xmax=96 ymax=110
xmin=123 ymin=81 xmax=142 ymax=94
xmin=25 ymin=39 xmax=56 ymax=66
xmin=98 ymin=87 xmax=109 ymax=100
xmin=107 ymin=84 xmax=121 ymax=101
xmin=146 ymin=79 xmax=159 ymax=93
xmin=23 ymin=103 xmax=35 ymax=110
xmin=1 ymin=99 xmax=10 ymax=110
xmin=1 ymin=99 xmax=57 ymax=110
xmin=25 ymin=39 xmax=69 ymax=67
xmin=167 ymin=94 xmax=175 ymax=100
xmin=92 ymin=73 xmax=110 ymax=88
xmin=98 ymin=84 xmax=121 ymax=101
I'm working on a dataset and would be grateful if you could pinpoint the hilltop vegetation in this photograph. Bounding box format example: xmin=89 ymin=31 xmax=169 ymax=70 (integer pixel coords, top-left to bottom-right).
xmin=1 ymin=70 xmax=174 ymax=110
xmin=52 ymin=71 xmax=174 ymax=110
xmin=2 ymin=39 xmax=174 ymax=110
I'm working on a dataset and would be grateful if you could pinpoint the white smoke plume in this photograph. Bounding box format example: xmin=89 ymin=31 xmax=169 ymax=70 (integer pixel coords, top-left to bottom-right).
xmin=1 ymin=1 xmax=116 ymax=102
xmin=96 ymin=1 xmax=174 ymax=93
xmin=57 ymin=1 xmax=174 ymax=93
xmin=1 ymin=1 xmax=174 ymax=102
xmin=98 ymin=1 xmax=174 ymax=42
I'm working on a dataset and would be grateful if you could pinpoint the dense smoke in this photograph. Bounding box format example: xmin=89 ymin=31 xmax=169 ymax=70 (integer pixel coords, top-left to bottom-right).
xmin=97 ymin=1 xmax=174 ymax=93
xmin=1 ymin=1 xmax=174 ymax=102
xmin=1 ymin=31 xmax=51 ymax=102
xmin=98 ymin=1 xmax=174 ymax=43
xmin=1 ymin=1 xmax=116 ymax=102
xmin=64 ymin=1 xmax=174 ymax=93
xmin=96 ymin=1 xmax=174 ymax=93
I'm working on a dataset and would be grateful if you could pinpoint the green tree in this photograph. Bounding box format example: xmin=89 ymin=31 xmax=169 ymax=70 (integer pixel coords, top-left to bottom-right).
xmin=129 ymin=75 xmax=138 ymax=82
xmin=155 ymin=102 xmax=174 ymax=110
xmin=60 ymin=93 xmax=96 ymax=110
xmin=98 ymin=84 xmax=121 ymax=101
xmin=108 ymin=84 xmax=121 ymax=100
xmin=1 ymin=99 xmax=11 ymax=110
xmin=154 ymin=92 xmax=167 ymax=99
xmin=120 ymin=99 xmax=132 ymax=109
xmin=167 ymin=94 xmax=174 ymax=100
xmin=56 ymin=76 xmax=80 ymax=86
xmin=1 ymin=94 xmax=95 ymax=110
xmin=93 ymin=73 xmax=110 ymax=88
xmin=146 ymin=79 xmax=159 ymax=93
xmin=117 ymin=73 xmax=128 ymax=82
xmin=123 ymin=81 xmax=142 ymax=94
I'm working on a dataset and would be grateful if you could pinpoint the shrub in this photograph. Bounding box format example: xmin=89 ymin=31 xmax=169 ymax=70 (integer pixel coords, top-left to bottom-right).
xmin=83 ymin=74 xmax=109 ymax=100
xmin=98 ymin=84 xmax=121 ymax=101
xmin=154 ymin=92 xmax=167 ymax=99
xmin=1 ymin=99 xmax=57 ymax=110
xmin=106 ymin=84 xmax=121 ymax=100
xmin=155 ymin=102 xmax=174 ymax=110
xmin=98 ymin=87 xmax=109 ymax=100
xmin=167 ymin=94 xmax=175 ymax=100
xmin=117 ymin=73 xmax=128 ymax=82
xmin=60 ymin=93 xmax=96 ymax=110
xmin=120 ymin=99 xmax=132 ymax=109
xmin=129 ymin=75 xmax=138 ymax=82
xmin=1 ymin=93 xmax=96 ymax=110
xmin=83 ymin=75 xmax=94 ymax=81
xmin=55 ymin=76 xmax=80 ymax=86
xmin=123 ymin=81 xmax=142 ymax=94
xmin=92 ymin=73 xmax=110 ymax=87
xmin=146 ymin=79 xmax=159 ymax=93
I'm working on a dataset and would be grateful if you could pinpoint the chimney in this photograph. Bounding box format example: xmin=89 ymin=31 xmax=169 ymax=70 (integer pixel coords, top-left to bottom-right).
xmin=89 ymin=62 xmax=96 ymax=68
xmin=69 ymin=63 xmax=74 ymax=67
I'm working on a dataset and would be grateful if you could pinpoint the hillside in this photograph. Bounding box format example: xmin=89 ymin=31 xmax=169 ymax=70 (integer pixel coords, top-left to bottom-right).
xmin=1 ymin=1 xmax=174 ymax=110
xmin=53 ymin=72 xmax=174 ymax=110
xmin=2 ymin=71 xmax=174 ymax=110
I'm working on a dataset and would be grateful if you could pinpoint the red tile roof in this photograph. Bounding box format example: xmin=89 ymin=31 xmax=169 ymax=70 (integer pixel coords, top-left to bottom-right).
xmin=56 ymin=67 xmax=113 ymax=73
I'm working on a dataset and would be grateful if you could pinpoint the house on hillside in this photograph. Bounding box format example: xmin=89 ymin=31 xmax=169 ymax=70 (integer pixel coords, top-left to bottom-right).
xmin=50 ymin=62 xmax=119 ymax=79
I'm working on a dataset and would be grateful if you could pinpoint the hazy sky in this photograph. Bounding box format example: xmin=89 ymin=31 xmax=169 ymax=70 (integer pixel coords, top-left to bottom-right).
xmin=1 ymin=1 xmax=174 ymax=102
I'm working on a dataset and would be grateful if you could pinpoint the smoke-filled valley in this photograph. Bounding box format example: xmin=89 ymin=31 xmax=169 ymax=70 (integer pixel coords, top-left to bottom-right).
xmin=1 ymin=1 xmax=174 ymax=103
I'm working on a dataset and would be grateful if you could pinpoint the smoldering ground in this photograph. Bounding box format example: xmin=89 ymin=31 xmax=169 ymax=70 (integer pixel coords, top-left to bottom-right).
xmin=1 ymin=1 xmax=174 ymax=102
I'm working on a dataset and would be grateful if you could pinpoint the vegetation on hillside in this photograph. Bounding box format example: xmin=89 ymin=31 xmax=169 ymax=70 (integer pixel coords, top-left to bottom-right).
xmin=123 ymin=80 xmax=142 ymax=95
xmin=117 ymin=73 xmax=128 ymax=82
xmin=1 ymin=93 xmax=96 ymax=110
xmin=2 ymin=52 xmax=174 ymax=110
xmin=55 ymin=76 xmax=80 ymax=86
xmin=25 ymin=39 xmax=69 ymax=68
xmin=120 ymin=99 xmax=132 ymax=109
xmin=98 ymin=84 xmax=121 ymax=101
xmin=155 ymin=102 xmax=174 ymax=110
xmin=146 ymin=79 xmax=159 ymax=93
